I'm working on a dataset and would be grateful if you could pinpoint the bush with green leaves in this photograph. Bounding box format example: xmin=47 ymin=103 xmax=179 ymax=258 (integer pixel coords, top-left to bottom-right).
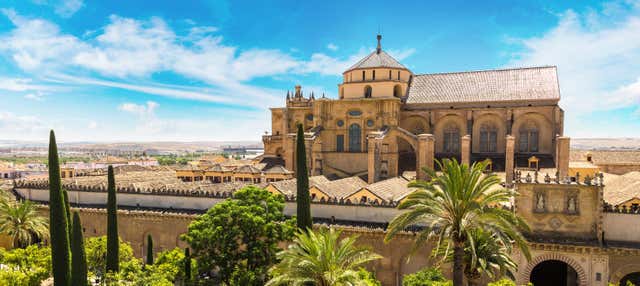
xmin=0 ymin=245 xmax=51 ymax=286
xmin=402 ymin=267 xmax=453 ymax=286
xmin=84 ymin=235 xmax=139 ymax=279
xmin=358 ymin=267 xmax=382 ymax=286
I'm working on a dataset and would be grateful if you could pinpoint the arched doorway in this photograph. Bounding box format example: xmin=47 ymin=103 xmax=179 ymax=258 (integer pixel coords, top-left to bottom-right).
xmin=621 ymin=272 xmax=640 ymax=286
xmin=397 ymin=137 xmax=416 ymax=178
xmin=530 ymin=260 xmax=578 ymax=286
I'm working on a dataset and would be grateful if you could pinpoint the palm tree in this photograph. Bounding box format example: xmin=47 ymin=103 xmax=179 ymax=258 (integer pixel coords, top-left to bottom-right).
xmin=435 ymin=228 xmax=518 ymax=286
xmin=0 ymin=199 xmax=49 ymax=248
xmin=384 ymin=159 xmax=530 ymax=286
xmin=267 ymin=227 xmax=382 ymax=286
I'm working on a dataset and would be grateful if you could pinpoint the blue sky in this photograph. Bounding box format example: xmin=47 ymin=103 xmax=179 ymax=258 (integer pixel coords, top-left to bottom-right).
xmin=0 ymin=0 xmax=639 ymax=142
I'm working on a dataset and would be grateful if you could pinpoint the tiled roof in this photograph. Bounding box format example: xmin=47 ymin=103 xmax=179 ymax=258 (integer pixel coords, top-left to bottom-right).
xmin=345 ymin=50 xmax=407 ymax=73
xmin=364 ymin=177 xmax=415 ymax=202
xmin=263 ymin=165 xmax=293 ymax=174
xmin=233 ymin=165 xmax=262 ymax=174
xmin=604 ymin=172 xmax=640 ymax=205
xmin=269 ymin=176 xmax=330 ymax=197
xmin=405 ymin=66 xmax=560 ymax=104
xmin=205 ymin=164 xmax=231 ymax=172
xmin=315 ymin=176 xmax=368 ymax=198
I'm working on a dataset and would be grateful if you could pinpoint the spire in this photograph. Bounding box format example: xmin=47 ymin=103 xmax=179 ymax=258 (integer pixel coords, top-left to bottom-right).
xmin=376 ymin=34 xmax=382 ymax=54
xmin=286 ymin=90 xmax=290 ymax=100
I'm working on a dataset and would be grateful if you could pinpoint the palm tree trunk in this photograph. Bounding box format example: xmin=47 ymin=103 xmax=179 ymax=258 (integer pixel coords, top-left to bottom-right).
xmin=453 ymin=240 xmax=465 ymax=286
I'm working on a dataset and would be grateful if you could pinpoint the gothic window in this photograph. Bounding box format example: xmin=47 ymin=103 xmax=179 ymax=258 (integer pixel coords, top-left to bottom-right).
xmin=443 ymin=124 xmax=460 ymax=153
xmin=349 ymin=123 xmax=362 ymax=152
xmin=518 ymin=121 xmax=539 ymax=152
xmin=364 ymin=85 xmax=372 ymax=98
xmin=393 ymin=85 xmax=402 ymax=98
xmin=479 ymin=124 xmax=498 ymax=152
xmin=336 ymin=135 xmax=344 ymax=152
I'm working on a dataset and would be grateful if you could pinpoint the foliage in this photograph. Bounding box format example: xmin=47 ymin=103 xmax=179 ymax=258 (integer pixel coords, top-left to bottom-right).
xmin=295 ymin=123 xmax=312 ymax=230
xmin=151 ymin=247 xmax=197 ymax=283
xmin=385 ymin=159 xmax=530 ymax=286
xmin=266 ymin=227 xmax=382 ymax=286
xmin=358 ymin=267 xmax=382 ymax=286
xmin=402 ymin=267 xmax=452 ymax=286
xmin=84 ymin=236 xmax=136 ymax=279
xmin=62 ymin=189 xmax=71 ymax=240
xmin=106 ymin=165 xmax=119 ymax=273
xmin=0 ymin=199 xmax=49 ymax=248
xmin=487 ymin=279 xmax=516 ymax=286
xmin=48 ymin=130 xmax=71 ymax=286
xmin=71 ymin=212 xmax=88 ymax=286
xmin=0 ymin=245 xmax=51 ymax=286
xmin=146 ymin=234 xmax=153 ymax=265
xmin=182 ymin=186 xmax=295 ymax=285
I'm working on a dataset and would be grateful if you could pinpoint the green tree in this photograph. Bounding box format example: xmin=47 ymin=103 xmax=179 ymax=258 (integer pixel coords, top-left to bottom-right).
xmin=402 ymin=267 xmax=452 ymax=286
xmin=458 ymin=229 xmax=518 ymax=285
xmin=358 ymin=267 xmax=382 ymax=286
xmin=106 ymin=165 xmax=119 ymax=274
xmin=266 ymin=227 xmax=382 ymax=286
xmin=0 ymin=199 xmax=49 ymax=248
xmin=71 ymin=212 xmax=88 ymax=286
xmin=0 ymin=245 xmax=51 ymax=286
xmin=182 ymin=186 xmax=295 ymax=285
xmin=84 ymin=236 xmax=137 ymax=279
xmin=48 ymin=130 xmax=71 ymax=286
xmin=295 ymin=123 xmax=312 ymax=230
xmin=385 ymin=159 xmax=531 ymax=286
xmin=62 ymin=189 xmax=72 ymax=240
xmin=146 ymin=234 xmax=153 ymax=265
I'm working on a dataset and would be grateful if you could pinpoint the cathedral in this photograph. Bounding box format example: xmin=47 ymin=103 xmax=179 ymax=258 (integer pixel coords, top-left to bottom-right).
xmin=263 ymin=35 xmax=570 ymax=183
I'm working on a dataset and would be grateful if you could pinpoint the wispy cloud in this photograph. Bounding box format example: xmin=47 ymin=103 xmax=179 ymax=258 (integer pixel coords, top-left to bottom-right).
xmin=327 ymin=43 xmax=338 ymax=51
xmin=54 ymin=0 xmax=84 ymax=18
xmin=24 ymin=92 xmax=45 ymax=101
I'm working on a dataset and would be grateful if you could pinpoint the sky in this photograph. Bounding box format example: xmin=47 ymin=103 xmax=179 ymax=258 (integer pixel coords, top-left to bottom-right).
xmin=0 ymin=0 xmax=639 ymax=142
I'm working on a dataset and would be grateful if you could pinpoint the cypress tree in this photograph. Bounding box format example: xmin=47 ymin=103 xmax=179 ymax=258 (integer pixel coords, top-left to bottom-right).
xmin=48 ymin=130 xmax=71 ymax=286
xmin=145 ymin=234 xmax=153 ymax=265
xmin=63 ymin=189 xmax=72 ymax=239
xmin=105 ymin=165 xmax=119 ymax=273
xmin=295 ymin=124 xmax=312 ymax=230
xmin=184 ymin=248 xmax=191 ymax=285
xmin=71 ymin=212 xmax=88 ymax=286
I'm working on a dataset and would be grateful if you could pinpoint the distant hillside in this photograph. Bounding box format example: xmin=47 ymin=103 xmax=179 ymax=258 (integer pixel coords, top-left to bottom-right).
xmin=571 ymin=138 xmax=640 ymax=150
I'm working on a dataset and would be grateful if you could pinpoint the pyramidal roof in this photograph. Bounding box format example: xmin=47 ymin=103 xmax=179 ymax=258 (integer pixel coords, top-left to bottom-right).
xmin=344 ymin=35 xmax=408 ymax=73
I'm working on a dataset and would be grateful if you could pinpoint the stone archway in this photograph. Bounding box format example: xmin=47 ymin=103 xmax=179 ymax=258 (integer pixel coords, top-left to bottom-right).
xmin=519 ymin=253 xmax=588 ymax=286
xmin=611 ymin=264 xmax=640 ymax=284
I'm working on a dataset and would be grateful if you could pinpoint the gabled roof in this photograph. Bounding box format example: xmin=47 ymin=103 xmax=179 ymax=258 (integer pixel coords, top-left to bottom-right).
xmin=344 ymin=50 xmax=408 ymax=73
xmin=205 ymin=164 xmax=231 ymax=173
xmin=233 ymin=165 xmax=262 ymax=174
xmin=268 ymin=176 xmax=330 ymax=197
xmin=263 ymin=165 xmax=293 ymax=175
xmin=406 ymin=66 xmax=560 ymax=105
xmin=314 ymin=176 xmax=368 ymax=198
xmin=364 ymin=177 xmax=415 ymax=203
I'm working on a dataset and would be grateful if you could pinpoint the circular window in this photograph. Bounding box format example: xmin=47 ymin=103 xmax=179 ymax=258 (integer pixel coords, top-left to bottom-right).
xmin=337 ymin=120 xmax=344 ymax=127
xmin=306 ymin=114 xmax=313 ymax=121
xmin=367 ymin=119 xmax=374 ymax=127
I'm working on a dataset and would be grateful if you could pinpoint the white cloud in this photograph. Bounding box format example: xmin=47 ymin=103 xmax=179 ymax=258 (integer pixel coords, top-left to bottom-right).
xmin=0 ymin=111 xmax=46 ymax=134
xmin=87 ymin=120 xmax=97 ymax=129
xmin=54 ymin=0 xmax=84 ymax=18
xmin=388 ymin=48 xmax=416 ymax=61
xmin=0 ymin=77 xmax=51 ymax=92
xmin=327 ymin=43 xmax=338 ymax=51
xmin=24 ymin=92 xmax=45 ymax=101
xmin=118 ymin=101 xmax=159 ymax=117
xmin=506 ymin=3 xmax=640 ymax=136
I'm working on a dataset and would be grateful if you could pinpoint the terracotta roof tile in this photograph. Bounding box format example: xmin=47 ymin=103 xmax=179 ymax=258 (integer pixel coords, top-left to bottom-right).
xmin=364 ymin=177 xmax=415 ymax=202
xmin=269 ymin=175 xmax=330 ymax=197
xmin=315 ymin=176 xmax=368 ymax=198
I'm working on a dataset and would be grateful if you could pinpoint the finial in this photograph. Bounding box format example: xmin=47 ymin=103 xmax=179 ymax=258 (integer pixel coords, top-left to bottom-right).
xmin=311 ymin=92 xmax=315 ymax=100
xmin=322 ymin=92 xmax=325 ymax=98
xmin=376 ymin=34 xmax=382 ymax=54
xmin=286 ymin=90 xmax=290 ymax=100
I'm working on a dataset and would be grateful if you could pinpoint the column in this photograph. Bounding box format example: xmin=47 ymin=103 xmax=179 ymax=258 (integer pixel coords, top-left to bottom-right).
xmin=417 ymin=134 xmax=435 ymax=181
xmin=284 ymin=134 xmax=295 ymax=171
xmin=461 ymin=135 xmax=471 ymax=166
xmin=367 ymin=133 xmax=379 ymax=184
xmin=556 ymin=136 xmax=570 ymax=179
xmin=505 ymin=135 xmax=515 ymax=185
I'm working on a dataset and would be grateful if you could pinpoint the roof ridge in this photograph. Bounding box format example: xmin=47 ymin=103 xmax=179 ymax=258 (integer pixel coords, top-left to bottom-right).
xmin=414 ymin=65 xmax=557 ymax=77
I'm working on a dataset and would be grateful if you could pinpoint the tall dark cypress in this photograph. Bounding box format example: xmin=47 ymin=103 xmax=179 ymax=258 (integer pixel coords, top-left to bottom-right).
xmin=184 ymin=248 xmax=191 ymax=285
xmin=145 ymin=234 xmax=153 ymax=265
xmin=48 ymin=130 xmax=71 ymax=286
xmin=295 ymin=124 xmax=312 ymax=230
xmin=105 ymin=165 xmax=119 ymax=273
xmin=63 ymin=189 xmax=72 ymax=239
xmin=71 ymin=212 xmax=88 ymax=286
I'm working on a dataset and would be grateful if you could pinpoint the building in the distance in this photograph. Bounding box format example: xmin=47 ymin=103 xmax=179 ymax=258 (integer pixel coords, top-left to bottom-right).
xmin=263 ymin=35 xmax=569 ymax=183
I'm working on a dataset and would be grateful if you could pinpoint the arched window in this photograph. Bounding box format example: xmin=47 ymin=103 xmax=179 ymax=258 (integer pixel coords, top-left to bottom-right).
xmin=479 ymin=124 xmax=498 ymax=152
xmin=443 ymin=124 xmax=460 ymax=153
xmin=349 ymin=123 xmax=362 ymax=152
xmin=364 ymin=85 xmax=372 ymax=98
xmin=519 ymin=121 xmax=539 ymax=152
xmin=388 ymin=70 xmax=392 ymax=79
xmin=362 ymin=70 xmax=366 ymax=81
xmin=397 ymin=71 xmax=400 ymax=80
xmin=372 ymin=70 xmax=376 ymax=80
xmin=393 ymin=85 xmax=402 ymax=97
